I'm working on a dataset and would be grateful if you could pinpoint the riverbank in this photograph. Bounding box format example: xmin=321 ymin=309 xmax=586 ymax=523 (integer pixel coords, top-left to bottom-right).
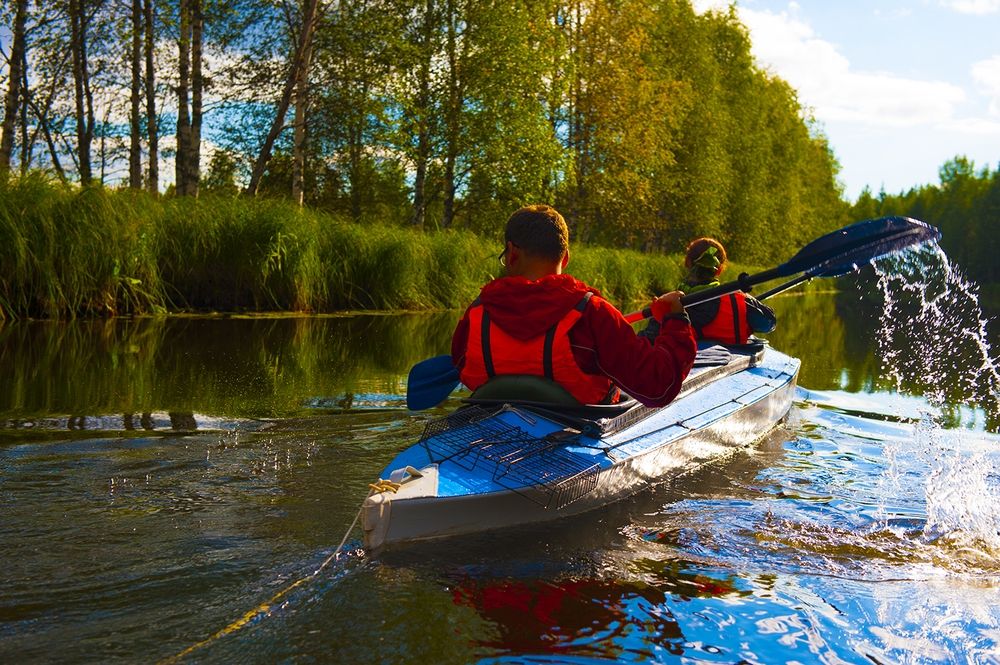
xmin=2 ymin=176 xmax=732 ymax=320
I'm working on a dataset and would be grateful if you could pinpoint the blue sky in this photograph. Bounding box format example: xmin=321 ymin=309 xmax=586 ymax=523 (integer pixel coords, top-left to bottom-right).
xmin=696 ymin=0 xmax=1000 ymax=200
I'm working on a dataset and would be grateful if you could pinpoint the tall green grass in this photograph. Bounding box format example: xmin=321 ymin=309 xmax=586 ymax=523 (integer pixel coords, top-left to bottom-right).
xmin=1 ymin=175 xmax=712 ymax=319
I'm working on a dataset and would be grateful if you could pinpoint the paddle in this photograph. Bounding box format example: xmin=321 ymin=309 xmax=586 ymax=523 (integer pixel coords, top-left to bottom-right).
xmin=623 ymin=215 xmax=940 ymax=323
xmin=407 ymin=354 xmax=460 ymax=410
xmin=753 ymin=259 xmax=859 ymax=301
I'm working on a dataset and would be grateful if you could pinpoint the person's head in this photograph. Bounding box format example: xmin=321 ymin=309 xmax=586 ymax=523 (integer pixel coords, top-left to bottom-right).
xmin=500 ymin=204 xmax=570 ymax=277
xmin=684 ymin=237 xmax=727 ymax=282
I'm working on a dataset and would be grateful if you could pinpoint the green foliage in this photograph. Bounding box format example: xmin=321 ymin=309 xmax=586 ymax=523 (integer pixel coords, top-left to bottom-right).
xmin=0 ymin=176 xmax=714 ymax=319
xmin=4 ymin=0 xmax=868 ymax=318
xmin=552 ymin=2 xmax=848 ymax=260
xmin=185 ymin=0 xmax=848 ymax=257
xmin=571 ymin=246 xmax=682 ymax=308
xmin=0 ymin=173 xmax=163 ymax=318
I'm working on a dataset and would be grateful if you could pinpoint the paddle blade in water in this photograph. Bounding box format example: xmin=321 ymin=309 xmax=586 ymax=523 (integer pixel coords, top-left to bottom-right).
xmin=779 ymin=216 xmax=941 ymax=278
xmin=406 ymin=355 xmax=461 ymax=410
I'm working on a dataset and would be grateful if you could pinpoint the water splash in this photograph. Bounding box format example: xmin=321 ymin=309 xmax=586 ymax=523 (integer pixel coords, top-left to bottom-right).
xmin=873 ymin=243 xmax=1000 ymax=424
xmin=871 ymin=243 xmax=1000 ymax=552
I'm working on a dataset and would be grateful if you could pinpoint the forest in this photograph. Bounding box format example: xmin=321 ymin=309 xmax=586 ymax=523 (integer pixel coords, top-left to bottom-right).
xmin=4 ymin=0 xmax=996 ymax=318
xmin=0 ymin=0 xmax=848 ymax=252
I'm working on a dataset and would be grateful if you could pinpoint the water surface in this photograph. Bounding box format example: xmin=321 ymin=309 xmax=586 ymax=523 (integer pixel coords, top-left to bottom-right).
xmin=2 ymin=290 xmax=999 ymax=663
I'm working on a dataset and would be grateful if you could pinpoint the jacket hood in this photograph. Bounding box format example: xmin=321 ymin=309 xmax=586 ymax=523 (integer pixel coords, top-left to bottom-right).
xmin=478 ymin=274 xmax=601 ymax=340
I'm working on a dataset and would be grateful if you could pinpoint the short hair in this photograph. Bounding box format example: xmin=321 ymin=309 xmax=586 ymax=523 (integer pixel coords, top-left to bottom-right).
xmin=504 ymin=205 xmax=569 ymax=261
xmin=684 ymin=237 xmax=728 ymax=278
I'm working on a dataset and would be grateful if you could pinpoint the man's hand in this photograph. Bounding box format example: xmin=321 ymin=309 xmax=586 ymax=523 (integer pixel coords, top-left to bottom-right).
xmin=650 ymin=291 xmax=685 ymax=321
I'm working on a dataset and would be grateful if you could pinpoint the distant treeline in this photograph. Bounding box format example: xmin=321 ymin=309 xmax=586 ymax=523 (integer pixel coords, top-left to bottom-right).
xmin=1 ymin=175 xmax=731 ymax=319
xmin=849 ymin=156 xmax=1000 ymax=304
xmin=1 ymin=0 xmax=847 ymax=261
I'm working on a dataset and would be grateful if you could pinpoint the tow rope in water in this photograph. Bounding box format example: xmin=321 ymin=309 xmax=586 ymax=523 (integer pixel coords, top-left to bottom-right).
xmin=160 ymin=492 xmax=374 ymax=663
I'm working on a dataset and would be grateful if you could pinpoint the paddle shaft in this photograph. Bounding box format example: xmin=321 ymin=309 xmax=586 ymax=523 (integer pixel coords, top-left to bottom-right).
xmin=624 ymin=266 xmax=782 ymax=323
xmin=754 ymin=272 xmax=815 ymax=301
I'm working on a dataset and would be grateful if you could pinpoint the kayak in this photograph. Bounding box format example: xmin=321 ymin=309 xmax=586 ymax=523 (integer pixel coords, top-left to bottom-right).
xmin=362 ymin=342 xmax=800 ymax=550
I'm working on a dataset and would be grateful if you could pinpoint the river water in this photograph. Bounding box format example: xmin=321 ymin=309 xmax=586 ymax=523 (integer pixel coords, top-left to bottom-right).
xmin=2 ymin=282 xmax=1000 ymax=662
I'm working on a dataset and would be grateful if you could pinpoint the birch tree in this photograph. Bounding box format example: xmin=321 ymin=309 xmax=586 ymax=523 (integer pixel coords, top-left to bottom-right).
xmin=0 ymin=0 xmax=29 ymax=172
xmin=246 ymin=0 xmax=320 ymax=196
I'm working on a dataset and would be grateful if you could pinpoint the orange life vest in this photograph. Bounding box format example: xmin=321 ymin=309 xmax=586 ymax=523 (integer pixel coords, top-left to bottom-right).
xmin=459 ymin=292 xmax=616 ymax=405
xmin=696 ymin=292 xmax=749 ymax=345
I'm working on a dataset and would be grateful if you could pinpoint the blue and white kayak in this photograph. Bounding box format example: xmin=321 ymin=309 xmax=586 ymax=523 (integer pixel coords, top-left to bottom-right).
xmin=362 ymin=342 xmax=800 ymax=550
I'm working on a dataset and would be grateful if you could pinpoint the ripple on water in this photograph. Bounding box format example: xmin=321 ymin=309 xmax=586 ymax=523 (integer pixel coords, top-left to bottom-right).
xmin=616 ymin=403 xmax=1000 ymax=662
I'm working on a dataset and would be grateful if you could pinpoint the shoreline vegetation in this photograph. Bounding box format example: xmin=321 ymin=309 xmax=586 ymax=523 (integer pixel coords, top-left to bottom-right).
xmin=4 ymin=175 xmax=764 ymax=321
xmin=5 ymin=0 xmax=998 ymax=318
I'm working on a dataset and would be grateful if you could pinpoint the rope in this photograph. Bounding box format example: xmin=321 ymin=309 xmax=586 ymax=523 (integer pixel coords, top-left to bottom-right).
xmin=160 ymin=497 xmax=367 ymax=664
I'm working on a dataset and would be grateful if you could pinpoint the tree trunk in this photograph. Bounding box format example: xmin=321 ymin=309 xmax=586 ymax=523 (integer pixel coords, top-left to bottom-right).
xmin=0 ymin=0 xmax=28 ymax=172
xmin=99 ymin=105 xmax=110 ymax=183
xmin=410 ymin=0 xmax=434 ymax=228
xmin=144 ymin=0 xmax=158 ymax=193
xmin=347 ymin=113 xmax=368 ymax=220
xmin=175 ymin=0 xmax=192 ymax=195
xmin=246 ymin=0 xmax=320 ymax=197
xmin=129 ymin=0 xmax=143 ymax=188
xmin=441 ymin=0 xmax=458 ymax=229
xmin=188 ymin=0 xmax=203 ymax=197
xmin=19 ymin=47 xmax=31 ymax=173
xmin=70 ymin=0 xmax=95 ymax=185
xmin=291 ymin=0 xmax=315 ymax=206
xmin=25 ymin=52 xmax=69 ymax=181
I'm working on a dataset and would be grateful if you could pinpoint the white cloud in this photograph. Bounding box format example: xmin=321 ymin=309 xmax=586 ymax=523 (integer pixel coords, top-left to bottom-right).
xmin=972 ymin=55 xmax=1000 ymax=116
xmin=939 ymin=116 xmax=1000 ymax=134
xmin=697 ymin=5 xmax=967 ymax=128
xmin=939 ymin=0 xmax=1000 ymax=15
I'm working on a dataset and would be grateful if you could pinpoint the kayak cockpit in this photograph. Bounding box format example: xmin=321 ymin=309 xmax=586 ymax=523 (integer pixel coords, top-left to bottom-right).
xmin=462 ymin=341 xmax=767 ymax=437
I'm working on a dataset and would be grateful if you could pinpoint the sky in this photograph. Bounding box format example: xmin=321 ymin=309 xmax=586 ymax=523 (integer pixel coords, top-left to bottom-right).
xmin=694 ymin=0 xmax=1000 ymax=200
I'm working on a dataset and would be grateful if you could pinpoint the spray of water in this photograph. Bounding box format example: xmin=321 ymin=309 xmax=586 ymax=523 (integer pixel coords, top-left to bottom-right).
xmin=872 ymin=243 xmax=1000 ymax=553
xmin=873 ymin=243 xmax=1000 ymax=421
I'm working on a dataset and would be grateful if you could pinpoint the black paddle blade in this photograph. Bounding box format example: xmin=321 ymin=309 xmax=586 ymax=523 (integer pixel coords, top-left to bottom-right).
xmin=779 ymin=216 xmax=941 ymax=278
xmin=406 ymin=354 xmax=461 ymax=410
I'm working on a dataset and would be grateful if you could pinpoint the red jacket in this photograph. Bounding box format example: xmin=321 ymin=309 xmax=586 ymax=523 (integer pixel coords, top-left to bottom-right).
xmin=451 ymin=274 xmax=697 ymax=408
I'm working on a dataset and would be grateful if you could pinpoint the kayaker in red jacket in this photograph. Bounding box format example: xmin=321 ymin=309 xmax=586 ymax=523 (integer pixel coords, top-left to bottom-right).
xmin=451 ymin=204 xmax=697 ymax=408
xmin=641 ymin=237 xmax=776 ymax=346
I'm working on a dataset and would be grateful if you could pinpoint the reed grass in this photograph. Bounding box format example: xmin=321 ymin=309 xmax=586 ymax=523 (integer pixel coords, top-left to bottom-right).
xmin=1 ymin=175 xmax=725 ymax=319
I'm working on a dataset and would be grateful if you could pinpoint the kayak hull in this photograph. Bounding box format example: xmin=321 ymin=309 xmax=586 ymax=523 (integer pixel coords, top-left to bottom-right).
xmin=363 ymin=346 xmax=800 ymax=550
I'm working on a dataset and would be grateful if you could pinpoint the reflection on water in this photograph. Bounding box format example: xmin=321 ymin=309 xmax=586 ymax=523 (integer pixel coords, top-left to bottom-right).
xmin=2 ymin=294 xmax=1000 ymax=663
xmin=0 ymin=314 xmax=458 ymax=432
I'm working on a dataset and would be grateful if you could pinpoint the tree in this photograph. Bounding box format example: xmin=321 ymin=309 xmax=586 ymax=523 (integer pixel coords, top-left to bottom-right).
xmin=0 ymin=0 xmax=29 ymax=173
xmin=246 ymin=0 xmax=321 ymax=196
xmin=129 ymin=0 xmax=142 ymax=188
xmin=144 ymin=0 xmax=158 ymax=192
xmin=69 ymin=0 xmax=97 ymax=184
xmin=401 ymin=0 xmax=439 ymax=227
xmin=175 ymin=0 xmax=204 ymax=196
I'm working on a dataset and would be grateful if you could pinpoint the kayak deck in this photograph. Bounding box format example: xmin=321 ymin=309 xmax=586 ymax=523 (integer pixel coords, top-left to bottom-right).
xmin=362 ymin=343 xmax=800 ymax=549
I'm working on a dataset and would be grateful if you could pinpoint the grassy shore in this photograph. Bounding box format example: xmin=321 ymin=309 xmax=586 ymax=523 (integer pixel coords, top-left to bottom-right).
xmin=1 ymin=175 xmax=766 ymax=320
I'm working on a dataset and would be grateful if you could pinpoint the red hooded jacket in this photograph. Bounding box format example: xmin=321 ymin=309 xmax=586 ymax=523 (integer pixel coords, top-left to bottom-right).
xmin=451 ymin=274 xmax=697 ymax=408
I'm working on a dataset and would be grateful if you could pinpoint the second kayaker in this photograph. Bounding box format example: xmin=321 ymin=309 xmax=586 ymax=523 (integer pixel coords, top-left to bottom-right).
xmin=451 ymin=204 xmax=697 ymax=408
xmin=641 ymin=238 xmax=776 ymax=346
